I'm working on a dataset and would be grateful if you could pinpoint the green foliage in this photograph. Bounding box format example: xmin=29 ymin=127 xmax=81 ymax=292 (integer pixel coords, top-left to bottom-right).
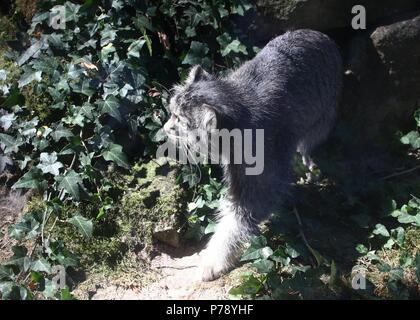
xmin=400 ymin=110 xmax=420 ymax=149
xmin=228 ymin=234 xmax=331 ymax=299
xmin=0 ymin=0 xmax=254 ymax=299
xmin=352 ymin=196 xmax=420 ymax=299
xmin=229 ymin=110 xmax=420 ymax=300
xmin=181 ymin=166 xmax=226 ymax=241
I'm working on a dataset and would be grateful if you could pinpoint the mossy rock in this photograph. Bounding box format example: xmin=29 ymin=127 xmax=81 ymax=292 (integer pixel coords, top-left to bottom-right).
xmin=15 ymin=0 xmax=38 ymax=23
xmin=26 ymin=197 xmax=128 ymax=270
xmin=0 ymin=15 xmax=16 ymax=41
xmin=120 ymin=159 xmax=186 ymax=249
xmin=20 ymin=80 xmax=54 ymax=122
xmin=25 ymin=159 xmax=187 ymax=287
xmin=0 ymin=46 xmax=21 ymax=87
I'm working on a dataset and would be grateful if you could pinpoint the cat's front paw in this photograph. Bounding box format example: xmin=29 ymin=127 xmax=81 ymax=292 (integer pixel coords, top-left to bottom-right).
xmin=199 ymin=251 xmax=229 ymax=282
xmin=200 ymin=262 xmax=227 ymax=282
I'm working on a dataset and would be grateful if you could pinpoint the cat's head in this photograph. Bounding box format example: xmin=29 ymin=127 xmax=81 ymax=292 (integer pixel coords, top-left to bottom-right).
xmin=163 ymin=65 xmax=218 ymax=141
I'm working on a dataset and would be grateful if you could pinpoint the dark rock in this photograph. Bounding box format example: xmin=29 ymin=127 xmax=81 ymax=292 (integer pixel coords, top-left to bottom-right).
xmin=121 ymin=159 xmax=186 ymax=249
xmin=254 ymin=0 xmax=420 ymax=32
xmin=339 ymin=14 xmax=420 ymax=144
xmin=371 ymin=14 xmax=420 ymax=105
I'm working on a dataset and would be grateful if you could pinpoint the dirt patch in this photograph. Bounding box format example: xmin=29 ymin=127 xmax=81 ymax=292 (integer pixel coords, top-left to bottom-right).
xmin=0 ymin=187 xmax=29 ymax=263
xmin=80 ymin=243 xmax=244 ymax=300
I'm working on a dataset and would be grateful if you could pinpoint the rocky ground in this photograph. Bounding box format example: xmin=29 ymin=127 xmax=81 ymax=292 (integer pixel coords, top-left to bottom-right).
xmin=0 ymin=163 xmax=245 ymax=300
xmin=0 ymin=188 xmax=28 ymax=263
xmin=86 ymin=244 xmax=245 ymax=300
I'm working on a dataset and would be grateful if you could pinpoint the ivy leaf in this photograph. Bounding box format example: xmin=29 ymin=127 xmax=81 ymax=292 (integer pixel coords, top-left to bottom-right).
xmin=127 ymin=39 xmax=146 ymax=58
xmin=355 ymin=244 xmax=368 ymax=254
xmin=133 ymin=15 xmax=154 ymax=32
xmin=1 ymin=87 xmax=24 ymax=108
xmin=185 ymin=26 xmax=196 ymax=38
xmin=51 ymin=124 xmax=73 ymax=142
xmin=101 ymin=43 xmax=116 ymax=60
xmin=0 ymin=155 xmax=13 ymax=174
xmin=285 ymin=244 xmax=301 ymax=258
xmin=271 ymin=248 xmax=291 ymax=266
xmin=150 ymin=128 xmax=167 ymax=142
xmin=8 ymin=212 xmax=42 ymax=241
xmin=37 ymin=152 xmax=63 ymax=176
xmin=0 ymin=265 xmax=13 ymax=280
xmin=182 ymin=41 xmax=209 ymax=65
xmin=100 ymin=26 xmax=117 ymax=47
xmin=60 ymin=287 xmax=75 ymax=300
xmin=228 ymin=274 xmax=262 ymax=299
xmin=383 ymin=238 xmax=395 ymax=249
xmin=55 ymin=170 xmax=83 ymax=200
xmin=180 ymin=166 xmax=200 ymax=188
xmin=0 ymin=113 xmax=15 ymax=131
xmin=64 ymin=2 xmax=81 ymax=22
xmin=67 ymin=64 xmax=84 ymax=79
xmin=252 ymin=259 xmax=274 ymax=273
xmin=80 ymin=103 xmax=95 ymax=120
xmin=67 ymin=215 xmax=93 ymax=238
xmin=0 ymin=133 xmax=24 ymax=154
xmin=241 ymin=236 xmax=273 ymax=262
xmin=102 ymin=143 xmax=129 ymax=169
xmin=18 ymin=70 xmax=43 ymax=88
xmin=204 ymin=219 xmax=217 ymax=234
xmin=63 ymin=106 xmax=86 ymax=127
xmin=18 ymin=156 xmax=31 ymax=171
xmin=231 ymin=3 xmax=252 ymax=16
xmin=4 ymin=246 xmax=27 ymax=268
xmin=97 ymin=95 xmax=122 ymax=122
xmin=71 ymin=79 xmax=95 ymax=96
xmin=398 ymin=213 xmax=420 ymax=226
xmin=0 ymin=69 xmax=7 ymax=81
xmin=42 ymin=279 xmax=59 ymax=299
xmin=12 ymin=167 xmax=45 ymax=190
xmin=220 ymin=39 xmax=247 ymax=57
xmin=400 ymin=131 xmax=420 ymax=149
xmin=414 ymin=110 xmax=420 ymax=128
xmin=250 ymin=235 xmax=267 ymax=248
xmin=241 ymin=246 xmax=273 ymax=261
xmin=17 ymin=41 xmax=43 ymax=66
xmin=372 ymin=224 xmax=390 ymax=237
xmin=31 ymin=258 xmax=52 ymax=274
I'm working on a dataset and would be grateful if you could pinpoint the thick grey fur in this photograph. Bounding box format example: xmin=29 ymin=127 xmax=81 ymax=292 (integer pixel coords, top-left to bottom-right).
xmin=164 ymin=29 xmax=343 ymax=281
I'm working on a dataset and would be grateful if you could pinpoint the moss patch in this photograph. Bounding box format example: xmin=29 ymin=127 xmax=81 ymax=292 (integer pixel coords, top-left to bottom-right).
xmin=0 ymin=15 xmax=16 ymax=41
xmin=26 ymin=159 xmax=187 ymax=291
xmin=15 ymin=0 xmax=38 ymax=23
xmin=120 ymin=160 xmax=186 ymax=250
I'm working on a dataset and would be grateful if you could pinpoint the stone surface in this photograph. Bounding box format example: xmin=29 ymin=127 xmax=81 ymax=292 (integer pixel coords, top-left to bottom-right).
xmin=121 ymin=159 xmax=186 ymax=249
xmin=255 ymin=0 xmax=419 ymax=31
xmin=371 ymin=14 xmax=420 ymax=102
xmin=338 ymin=14 xmax=420 ymax=144
xmin=234 ymin=2 xmax=420 ymax=144
xmin=88 ymin=244 xmax=248 ymax=300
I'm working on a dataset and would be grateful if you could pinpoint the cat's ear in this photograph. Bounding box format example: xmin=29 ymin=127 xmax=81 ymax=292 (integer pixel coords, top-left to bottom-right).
xmin=186 ymin=65 xmax=211 ymax=84
xmin=202 ymin=104 xmax=217 ymax=131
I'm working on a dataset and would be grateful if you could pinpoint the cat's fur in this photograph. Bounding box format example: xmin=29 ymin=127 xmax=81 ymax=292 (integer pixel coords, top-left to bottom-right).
xmin=163 ymin=29 xmax=343 ymax=281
